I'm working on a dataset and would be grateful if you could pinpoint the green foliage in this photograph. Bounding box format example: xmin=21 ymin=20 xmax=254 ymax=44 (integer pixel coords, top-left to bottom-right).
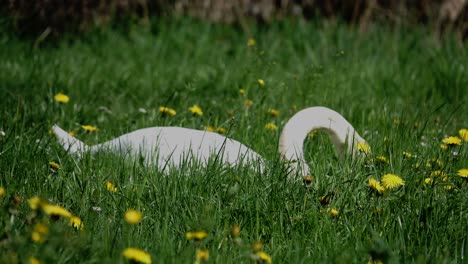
xmin=0 ymin=20 xmax=467 ymax=263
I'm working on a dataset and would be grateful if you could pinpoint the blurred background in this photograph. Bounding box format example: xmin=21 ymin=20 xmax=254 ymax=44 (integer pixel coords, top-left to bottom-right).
xmin=2 ymin=0 xmax=467 ymax=40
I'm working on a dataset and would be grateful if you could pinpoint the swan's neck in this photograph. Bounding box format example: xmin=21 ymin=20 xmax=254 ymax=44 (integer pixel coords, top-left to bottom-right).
xmin=279 ymin=107 xmax=366 ymax=177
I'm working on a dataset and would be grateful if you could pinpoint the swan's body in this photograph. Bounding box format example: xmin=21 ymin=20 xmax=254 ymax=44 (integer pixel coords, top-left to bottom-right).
xmin=52 ymin=106 xmax=367 ymax=178
xmin=52 ymin=125 xmax=264 ymax=171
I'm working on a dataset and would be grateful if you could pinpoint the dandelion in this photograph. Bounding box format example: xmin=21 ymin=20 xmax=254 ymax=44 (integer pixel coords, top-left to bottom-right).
xmin=231 ymin=224 xmax=241 ymax=238
xmin=106 ymin=181 xmax=118 ymax=192
xmin=81 ymin=125 xmax=98 ymax=132
xmin=216 ymin=127 xmax=226 ymax=134
xmin=70 ymin=216 xmax=84 ymax=230
xmin=186 ymin=230 xmax=208 ymax=241
xmin=204 ymin=126 xmax=215 ymax=132
xmin=265 ymin=123 xmax=277 ymax=131
xmin=357 ymin=142 xmax=371 ymax=154
xmin=30 ymin=257 xmax=41 ymax=264
xmin=302 ymin=175 xmax=314 ymax=186
xmin=267 ymin=109 xmax=279 ymax=117
xmin=28 ymin=196 xmax=43 ymax=210
xmin=368 ymin=178 xmax=385 ymax=194
xmin=327 ymin=208 xmax=340 ymax=217
xmin=255 ymin=251 xmax=272 ymax=264
xmin=42 ymin=204 xmax=72 ymax=219
xmin=159 ymin=106 xmax=176 ymax=116
xmin=239 ymin=89 xmax=245 ymax=95
xmin=31 ymin=223 xmax=48 ymax=243
xmin=54 ymin=93 xmax=70 ymax=104
xmin=444 ymin=185 xmax=453 ymax=191
xmin=440 ymin=144 xmax=448 ymax=151
xmin=0 ymin=186 xmax=4 ymax=198
xmin=431 ymin=170 xmax=447 ymax=178
xmin=244 ymin=99 xmax=254 ymax=107
xmin=442 ymin=136 xmax=462 ymax=146
xmin=195 ymin=249 xmax=209 ymax=263
xmin=459 ymin=128 xmax=468 ymax=142
xmin=122 ymin=248 xmax=152 ymax=264
xmin=247 ymin=38 xmax=256 ymax=47
xmin=381 ymin=174 xmax=405 ymax=189
xmin=49 ymin=161 xmax=61 ymax=170
xmin=257 ymin=79 xmax=265 ymax=87
xmin=251 ymin=241 xmax=263 ymax=252
xmin=375 ymin=156 xmax=389 ymax=165
xmin=457 ymin=169 xmax=468 ymax=179
xmin=68 ymin=130 xmax=76 ymax=136
xmin=125 ymin=209 xmax=143 ymax=224
xmin=402 ymin=151 xmax=413 ymax=159
xmin=188 ymin=105 xmax=203 ymax=116
xmin=424 ymin=178 xmax=434 ymax=185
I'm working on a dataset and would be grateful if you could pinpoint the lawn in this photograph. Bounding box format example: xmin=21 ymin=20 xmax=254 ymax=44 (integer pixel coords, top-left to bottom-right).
xmin=0 ymin=18 xmax=467 ymax=263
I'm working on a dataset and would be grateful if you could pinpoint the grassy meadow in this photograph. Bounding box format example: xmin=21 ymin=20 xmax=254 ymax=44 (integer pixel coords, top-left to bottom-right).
xmin=1 ymin=19 xmax=468 ymax=263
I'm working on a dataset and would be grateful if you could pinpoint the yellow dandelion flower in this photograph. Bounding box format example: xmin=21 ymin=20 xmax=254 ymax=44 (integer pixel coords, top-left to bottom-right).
xmin=431 ymin=170 xmax=447 ymax=177
xmin=70 ymin=216 xmax=84 ymax=230
xmin=239 ymin=89 xmax=245 ymax=95
xmin=204 ymin=126 xmax=215 ymax=132
xmin=0 ymin=186 xmax=4 ymax=198
xmin=381 ymin=174 xmax=405 ymax=189
xmin=457 ymin=169 xmax=468 ymax=179
xmin=42 ymin=204 xmax=72 ymax=218
xmin=49 ymin=161 xmax=61 ymax=170
xmin=267 ymin=109 xmax=279 ymax=117
xmin=442 ymin=136 xmax=462 ymax=146
xmin=106 ymin=181 xmax=118 ymax=192
xmin=247 ymin=38 xmax=256 ymax=47
xmin=159 ymin=106 xmax=177 ymax=116
xmin=251 ymin=241 xmax=263 ymax=252
xmin=68 ymin=130 xmax=76 ymax=136
xmin=375 ymin=156 xmax=389 ymax=165
xmin=54 ymin=93 xmax=70 ymax=104
xmin=31 ymin=223 xmax=48 ymax=243
xmin=125 ymin=209 xmax=143 ymax=224
xmin=244 ymin=99 xmax=254 ymax=107
xmin=231 ymin=224 xmax=240 ymax=238
xmin=302 ymin=175 xmax=314 ymax=185
xmin=216 ymin=127 xmax=226 ymax=134
xmin=402 ymin=151 xmax=413 ymax=159
xmin=256 ymin=251 xmax=272 ymax=264
xmin=29 ymin=257 xmax=41 ymax=264
xmin=459 ymin=128 xmax=468 ymax=142
xmin=368 ymin=178 xmax=385 ymax=194
xmin=81 ymin=125 xmax=98 ymax=132
xmin=357 ymin=142 xmax=371 ymax=154
xmin=327 ymin=208 xmax=340 ymax=217
xmin=257 ymin=79 xmax=265 ymax=87
xmin=186 ymin=231 xmax=208 ymax=241
xmin=122 ymin=248 xmax=152 ymax=264
xmin=440 ymin=144 xmax=448 ymax=151
xmin=424 ymin=178 xmax=434 ymax=185
xmin=265 ymin=123 xmax=277 ymax=131
xmin=188 ymin=105 xmax=203 ymax=116
xmin=444 ymin=185 xmax=453 ymax=191
xmin=195 ymin=249 xmax=209 ymax=262
xmin=28 ymin=196 xmax=44 ymax=210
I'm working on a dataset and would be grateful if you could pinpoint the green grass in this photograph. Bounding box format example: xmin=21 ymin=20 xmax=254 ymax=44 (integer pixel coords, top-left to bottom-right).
xmin=1 ymin=18 xmax=468 ymax=263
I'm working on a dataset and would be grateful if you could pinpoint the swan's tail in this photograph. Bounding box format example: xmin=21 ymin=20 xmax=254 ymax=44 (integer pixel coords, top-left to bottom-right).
xmin=52 ymin=124 xmax=88 ymax=157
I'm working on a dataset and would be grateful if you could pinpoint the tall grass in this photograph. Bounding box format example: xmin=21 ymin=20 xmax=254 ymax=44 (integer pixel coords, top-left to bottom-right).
xmin=0 ymin=19 xmax=467 ymax=263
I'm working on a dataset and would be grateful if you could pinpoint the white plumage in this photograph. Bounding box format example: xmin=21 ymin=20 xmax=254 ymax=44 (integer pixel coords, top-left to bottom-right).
xmin=52 ymin=106 xmax=367 ymax=178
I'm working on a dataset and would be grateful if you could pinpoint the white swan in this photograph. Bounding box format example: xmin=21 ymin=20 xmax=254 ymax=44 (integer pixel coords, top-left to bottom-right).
xmin=52 ymin=106 xmax=367 ymax=178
